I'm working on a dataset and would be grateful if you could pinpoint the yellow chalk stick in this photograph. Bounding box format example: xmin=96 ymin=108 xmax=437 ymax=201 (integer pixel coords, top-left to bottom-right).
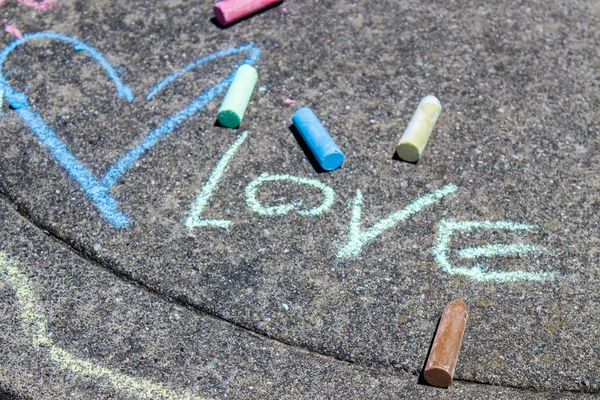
xmin=395 ymin=95 xmax=442 ymax=162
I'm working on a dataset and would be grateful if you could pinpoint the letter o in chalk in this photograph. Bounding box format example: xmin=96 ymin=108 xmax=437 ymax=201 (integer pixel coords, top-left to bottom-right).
xmin=245 ymin=173 xmax=335 ymax=217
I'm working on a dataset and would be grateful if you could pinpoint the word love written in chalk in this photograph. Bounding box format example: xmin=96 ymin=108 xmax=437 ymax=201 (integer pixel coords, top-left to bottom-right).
xmin=0 ymin=33 xmax=556 ymax=283
xmin=186 ymin=131 xmax=556 ymax=283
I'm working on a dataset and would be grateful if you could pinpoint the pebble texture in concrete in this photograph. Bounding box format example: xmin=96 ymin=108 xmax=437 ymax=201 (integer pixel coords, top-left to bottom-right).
xmin=0 ymin=0 xmax=598 ymax=397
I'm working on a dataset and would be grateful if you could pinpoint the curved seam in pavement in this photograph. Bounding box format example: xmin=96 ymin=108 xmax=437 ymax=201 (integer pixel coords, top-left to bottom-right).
xmin=0 ymin=193 xmax=596 ymax=395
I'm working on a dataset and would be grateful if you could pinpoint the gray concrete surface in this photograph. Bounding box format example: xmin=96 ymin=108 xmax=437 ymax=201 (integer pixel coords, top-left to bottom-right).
xmin=2 ymin=195 xmax=591 ymax=399
xmin=0 ymin=0 xmax=598 ymax=398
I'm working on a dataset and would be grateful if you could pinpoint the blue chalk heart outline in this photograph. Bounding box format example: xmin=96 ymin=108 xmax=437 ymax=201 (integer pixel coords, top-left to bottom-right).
xmin=0 ymin=32 xmax=260 ymax=228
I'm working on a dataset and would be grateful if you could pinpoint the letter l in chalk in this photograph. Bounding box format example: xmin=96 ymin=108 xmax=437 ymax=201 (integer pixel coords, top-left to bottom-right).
xmin=185 ymin=131 xmax=249 ymax=230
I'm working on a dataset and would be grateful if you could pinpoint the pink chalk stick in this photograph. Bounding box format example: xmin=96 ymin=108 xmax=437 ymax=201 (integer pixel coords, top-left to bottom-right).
xmin=214 ymin=0 xmax=282 ymax=26
xmin=18 ymin=0 xmax=55 ymax=11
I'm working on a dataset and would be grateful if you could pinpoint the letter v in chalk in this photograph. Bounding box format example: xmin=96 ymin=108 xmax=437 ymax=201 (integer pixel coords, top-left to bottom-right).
xmin=337 ymin=184 xmax=458 ymax=258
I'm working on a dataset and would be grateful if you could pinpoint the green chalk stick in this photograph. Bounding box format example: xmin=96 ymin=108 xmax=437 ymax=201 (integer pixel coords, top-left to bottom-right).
xmin=218 ymin=64 xmax=258 ymax=128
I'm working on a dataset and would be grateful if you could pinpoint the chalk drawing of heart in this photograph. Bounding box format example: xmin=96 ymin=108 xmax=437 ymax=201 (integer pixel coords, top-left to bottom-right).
xmin=0 ymin=32 xmax=260 ymax=228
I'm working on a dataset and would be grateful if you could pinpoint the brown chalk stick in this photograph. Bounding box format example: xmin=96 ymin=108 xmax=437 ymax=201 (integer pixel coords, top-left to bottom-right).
xmin=424 ymin=299 xmax=468 ymax=387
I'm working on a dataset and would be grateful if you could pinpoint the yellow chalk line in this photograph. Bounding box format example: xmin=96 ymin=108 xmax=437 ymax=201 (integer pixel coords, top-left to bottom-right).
xmin=0 ymin=252 xmax=208 ymax=400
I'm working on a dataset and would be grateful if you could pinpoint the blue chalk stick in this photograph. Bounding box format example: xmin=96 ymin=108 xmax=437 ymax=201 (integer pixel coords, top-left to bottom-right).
xmin=292 ymin=107 xmax=344 ymax=171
